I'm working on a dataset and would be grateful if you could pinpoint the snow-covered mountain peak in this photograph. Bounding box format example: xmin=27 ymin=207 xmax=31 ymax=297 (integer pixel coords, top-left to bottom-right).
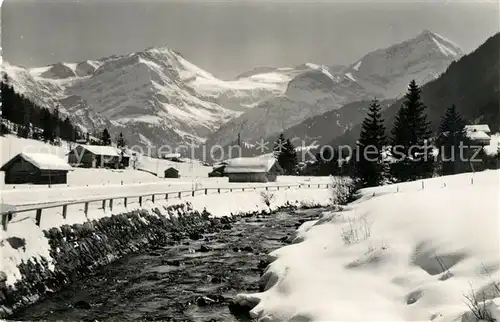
xmin=3 ymin=45 xmax=300 ymax=149
xmin=338 ymin=30 xmax=463 ymax=98
xmin=414 ymin=30 xmax=462 ymax=57
xmin=207 ymin=31 xmax=463 ymax=148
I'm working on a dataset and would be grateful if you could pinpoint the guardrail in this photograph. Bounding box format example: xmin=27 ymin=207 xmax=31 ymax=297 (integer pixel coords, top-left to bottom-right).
xmin=1 ymin=183 xmax=331 ymax=231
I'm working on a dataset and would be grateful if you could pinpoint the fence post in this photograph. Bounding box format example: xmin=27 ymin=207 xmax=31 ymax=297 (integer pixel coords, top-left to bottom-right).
xmin=230 ymin=188 xmax=232 ymax=192
xmin=242 ymin=188 xmax=244 ymax=192
xmin=35 ymin=209 xmax=42 ymax=227
xmin=471 ymin=177 xmax=474 ymax=185
xmin=165 ymin=193 xmax=168 ymax=200
xmin=308 ymin=184 xmax=310 ymax=188
xmin=2 ymin=213 xmax=9 ymax=231
xmin=205 ymin=189 xmax=208 ymax=195
xmin=110 ymin=199 xmax=113 ymax=211
xmin=139 ymin=196 xmax=143 ymax=206
xmin=152 ymin=194 xmax=155 ymax=204
xmin=124 ymin=197 xmax=128 ymax=208
xmin=178 ymin=192 xmax=182 ymax=199
xmin=266 ymin=187 xmax=268 ymax=191
xmin=62 ymin=205 xmax=67 ymax=219
xmin=84 ymin=202 xmax=89 ymax=217
xmin=192 ymin=191 xmax=195 ymax=197
xmin=217 ymin=188 xmax=220 ymax=194
xmin=421 ymin=181 xmax=424 ymax=190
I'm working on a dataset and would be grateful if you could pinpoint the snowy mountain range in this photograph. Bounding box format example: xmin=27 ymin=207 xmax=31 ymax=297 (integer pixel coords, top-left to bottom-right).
xmin=2 ymin=48 xmax=313 ymax=148
xmin=327 ymin=32 xmax=500 ymax=150
xmin=2 ymin=30 xmax=462 ymax=152
xmin=206 ymin=30 xmax=463 ymax=148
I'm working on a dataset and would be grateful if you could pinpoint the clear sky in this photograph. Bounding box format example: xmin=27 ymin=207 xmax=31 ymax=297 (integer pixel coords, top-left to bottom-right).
xmin=2 ymin=0 xmax=499 ymax=79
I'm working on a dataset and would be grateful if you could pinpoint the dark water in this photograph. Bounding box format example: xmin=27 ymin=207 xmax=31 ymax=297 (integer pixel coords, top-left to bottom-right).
xmin=13 ymin=208 xmax=323 ymax=322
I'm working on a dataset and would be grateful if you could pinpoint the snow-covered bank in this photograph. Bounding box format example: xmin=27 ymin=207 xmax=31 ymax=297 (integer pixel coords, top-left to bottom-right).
xmin=0 ymin=182 xmax=349 ymax=316
xmin=234 ymin=170 xmax=500 ymax=322
xmin=1 ymin=176 xmax=333 ymax=207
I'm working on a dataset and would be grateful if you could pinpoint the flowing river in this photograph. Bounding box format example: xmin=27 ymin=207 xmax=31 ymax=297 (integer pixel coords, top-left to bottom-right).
xmin=12 ymin=208 xmax=325 ymax=322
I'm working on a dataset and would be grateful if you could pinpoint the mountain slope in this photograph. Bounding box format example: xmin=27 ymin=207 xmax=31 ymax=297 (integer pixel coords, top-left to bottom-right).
xmin=329 ymin=32 xmax=500 ymax=148
xmin=276 ymin=98 xmax=397 ymax=147
xmin=206 ymin=31 xmax=462 ymax=148
xmin=206 ymin=99 xmax=396 ymax=160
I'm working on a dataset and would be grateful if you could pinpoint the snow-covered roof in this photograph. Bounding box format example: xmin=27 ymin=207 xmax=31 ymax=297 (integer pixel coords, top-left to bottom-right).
xmin=467 ymin=130 xmax=491 ymax=141
xmin=164 ymin=153 xmax=181 ymax=158
xmin=465 ymin=124 xmax=491 ymax=133
xmin=224 ymin=157 xmax=277 ymax=174
xmin=78 ymin=145 xmax=120 ymax=157
xmin=1 ymin=153 xmax=73 ymax=171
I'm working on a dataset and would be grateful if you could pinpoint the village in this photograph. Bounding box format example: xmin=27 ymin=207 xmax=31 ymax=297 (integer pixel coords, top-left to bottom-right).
xmin=0 ymin=121 xmax=495 ymax=187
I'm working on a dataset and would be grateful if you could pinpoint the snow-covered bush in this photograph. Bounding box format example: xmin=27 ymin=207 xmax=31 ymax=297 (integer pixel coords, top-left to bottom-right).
xmin=463 ymin=282 xmax=500 ymax=322
xmin=340 ymin=214 xmax=372 ymax=245
xmin=260 ymin=191 xmax=275 ymax=207
xmin=330 ymin=176 xmax=357 ymax=204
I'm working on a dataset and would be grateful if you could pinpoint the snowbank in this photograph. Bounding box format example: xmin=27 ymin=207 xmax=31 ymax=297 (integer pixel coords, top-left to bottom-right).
xmin=235 ymin=170 xmax=500 ymax=322
xmin=1 ymin=174 xmax=331 ymax=207
xmin=484 ymin=133 xmax=500 ymax=156
xmin=0 ymin=186 xmax=333 ymax=288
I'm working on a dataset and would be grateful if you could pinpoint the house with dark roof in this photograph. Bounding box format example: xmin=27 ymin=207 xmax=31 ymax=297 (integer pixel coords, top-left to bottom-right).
xmin=164 ymin=167 xmax=180 ymax=178
xmin=68 ymin=145 xmax=128 ymax=168
xmin=1 ymin=153 xmax=73 ymax=184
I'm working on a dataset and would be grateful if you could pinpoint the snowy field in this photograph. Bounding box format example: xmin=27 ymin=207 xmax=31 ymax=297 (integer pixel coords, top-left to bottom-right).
xmin=1 ymin=174 xmax=332 ymax=208
xmin=235 ymin=169 xmax=500 ymax=322
xmin=0 ymin=135 xmax=214 ymax=186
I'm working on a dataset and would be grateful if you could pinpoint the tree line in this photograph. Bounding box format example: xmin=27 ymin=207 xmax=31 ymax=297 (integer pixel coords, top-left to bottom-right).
xmin=355 ymin=80 xmax=499 ymax=188
xmin=1 ymin=74 xmax=128 ymax=150
xmin=1 ymin=74 xmax=83 ymax=143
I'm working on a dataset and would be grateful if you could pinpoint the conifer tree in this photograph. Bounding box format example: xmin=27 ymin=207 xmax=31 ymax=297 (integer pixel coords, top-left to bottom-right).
xmin=390 ymin=80 xmax=433 ymax=181
xmin=280 ymin=138 xmax=298 ymax=175
xmin=274 ymin=133 xmax=298 ymax=175
xmin=117 ymin=132 xmax=126 ymax=148
xmin=1 ymin=74 xmax=13 ymax=121
xmin=273 ymin=133 xmax=286 ymax=158
xmin=52 ymin=108 xmax=60 ymax=139
xmin=436 ymin=104 xmax=468 ymax=175
xmin=356 ymin=99 xmax=387 ymax=187
xmin=19 ymin=103 xmax=32 ymax=138
xmin=101 ymin=128 xmax=112 ymax=146
xmin=42 ymin=108 xmax=54 ymax=142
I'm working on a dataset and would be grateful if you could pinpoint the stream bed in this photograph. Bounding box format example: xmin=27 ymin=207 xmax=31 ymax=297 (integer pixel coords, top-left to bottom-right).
xmin=12 ymin=208 xmax=325 ymax=322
